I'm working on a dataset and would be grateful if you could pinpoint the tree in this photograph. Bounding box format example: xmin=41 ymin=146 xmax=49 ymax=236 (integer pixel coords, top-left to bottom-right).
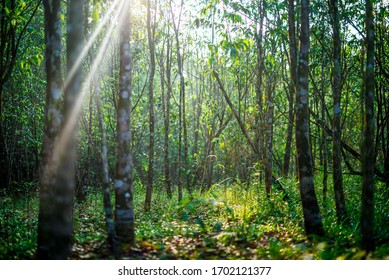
xmin=37 ymin=0 xmax=84 ymax=259
xmin=361 ymin=0 xmax=375 ymax=252
xmin=283 ymin=0 xmax=297 ymax=177
xmin=170 ymin=0 xmax=189 ymax=199
xmin=158 ymin=25 xmax=173 ymax=198
xmin=295 ymin=0 xmax=325 ymax=237
xmin=115 ymin=0 xmax=135 ymax=247
xmin=95 ymin=80 xmax=116 ymax=252
xmin=255 ymin=0 xmax=265 ymax=182
xmin=329 ymin=0 xmax=349 ymax=225
xmin=145 ymin=0 xmax=156 ymax=212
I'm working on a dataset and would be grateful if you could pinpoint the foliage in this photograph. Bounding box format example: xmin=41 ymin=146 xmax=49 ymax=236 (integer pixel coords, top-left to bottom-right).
xmin=1 ymin=176 xmax=388 ymax=259
xmin=1 ymin=0 xmax=389 ymax=261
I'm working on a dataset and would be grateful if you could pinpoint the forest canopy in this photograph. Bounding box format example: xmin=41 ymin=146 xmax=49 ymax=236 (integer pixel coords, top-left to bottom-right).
xmin=0 ymin=0 xmax=388 ymax=260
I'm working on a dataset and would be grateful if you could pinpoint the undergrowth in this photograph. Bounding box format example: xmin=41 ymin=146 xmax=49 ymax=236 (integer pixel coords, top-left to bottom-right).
xmin=1 ymin=174 xmax=388 ymax=259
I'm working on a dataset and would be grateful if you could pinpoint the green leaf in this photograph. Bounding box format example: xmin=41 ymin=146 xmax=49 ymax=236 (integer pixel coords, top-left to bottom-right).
xmin=230 ymin=47 xmax=237 ymax=58
xmin=92 ymin=2 xmax=101 ymax=23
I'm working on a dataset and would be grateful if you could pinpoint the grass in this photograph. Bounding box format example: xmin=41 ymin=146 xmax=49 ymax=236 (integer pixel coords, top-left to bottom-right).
xmin=1 ymin=174 xmax=388 ymax=259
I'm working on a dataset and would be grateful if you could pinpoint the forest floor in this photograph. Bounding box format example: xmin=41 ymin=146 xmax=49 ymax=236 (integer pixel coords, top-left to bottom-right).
xmin=2 ymin=178 xmax=389 ymax=260
xmin=68 ymin=180 xmax=389 ymax=260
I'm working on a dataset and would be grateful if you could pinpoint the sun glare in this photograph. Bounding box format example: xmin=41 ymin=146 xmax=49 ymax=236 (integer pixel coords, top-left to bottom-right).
xmin=52 ymin=0 xmax=128 ymax=171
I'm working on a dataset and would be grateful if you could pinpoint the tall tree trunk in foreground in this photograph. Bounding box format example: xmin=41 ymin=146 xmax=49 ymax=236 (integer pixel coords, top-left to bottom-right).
xmin=37 ymin=0 xmax=84 ymax=259
xmin=115 ymin=0 xmax=135 ymax=247
xmin=37 ymin=0 xmax=63 ymax=259
xmin=361 ymin=0 xmax=375 ymax=252
xmin=295 ymin=0 xmax=325 ymax=237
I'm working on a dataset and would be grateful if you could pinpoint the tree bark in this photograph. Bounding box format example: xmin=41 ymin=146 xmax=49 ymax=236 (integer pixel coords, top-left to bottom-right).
xmin=115 ymin=0 xmax=135 ymax=247
xmin=361 ymin=0 xmax=375 ymax=252
xmin=255 ymin=0 xmax=265 ymax=181
xmin=37 ymin=0 xmax=84 ymax=259
xmin=158 ymin=35 xmax=172 ymax=198
xmin=320 ymin=22 xmax=328 ymax=203
xmin=295 ymin=0 xmax=325 ymax=237
xmin=264 ymin=73 xmax=274 ymax=196
xmin=283 ymin=0 xmax=297 ymax=177
xmin=159 ymin=34 xmax=173 ymax=198
xmin=145 ymin=0 xmax=156 ymax=212
xmin=37 ymin=0 xmax=63 ymax=259
xmin=170 ymin=0 xmax=188 ymax=198
xmin=330 ymin=0 xmax=349 ymax=225
xmin=95 ymin=81 xmax=116 ymax=253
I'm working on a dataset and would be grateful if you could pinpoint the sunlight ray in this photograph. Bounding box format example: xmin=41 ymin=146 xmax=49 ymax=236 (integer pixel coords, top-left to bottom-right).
xmin=64 ymin=0 xmax=122 ymax=91
xmin=51 ymin=0 xmax=127 ymax=172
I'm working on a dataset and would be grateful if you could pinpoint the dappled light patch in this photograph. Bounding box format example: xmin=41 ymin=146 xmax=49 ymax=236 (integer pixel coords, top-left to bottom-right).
xmin=1 ymin=177 xmax=389 ymax=260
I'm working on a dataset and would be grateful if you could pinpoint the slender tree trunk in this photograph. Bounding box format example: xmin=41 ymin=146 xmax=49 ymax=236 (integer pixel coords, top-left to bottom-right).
xmin=330 ymin=0 xmax=349 ymax=225
xmin=88 ymin=2 xmax=115 ymax=251
xmin=171 ymin=0 xmax=188 ymax=197
xmin=159 ymin=35 xmax=173 ymax=199
xmin=320 ymin=27 xmax=328 ymax=202
xmin=283 ymin=0 xmax=297 ymax=177
xmin=264 ymin=73 xmax=274 ymax=196
xmin=86 ymin=0 xmax=93 ymax=196
xmin=213 ymin=70 xmax=259 ymax=156
xmin=192 ymin=57 xmax=202 ymax=189
xmin=95 ymin=81 xmax=116 ymax=253
xmin=115 ymin=0 xmax=135 ymax=247
xmin=361 ymin=0 xmax=375 ymax=252
xmin=145 ymin=0 xmax=156 ymax=212
xmin=295 ymin=0 xmax=325 ymax=237
xmin=256 ymin=0 xmax=265 ymax=181
xmin=165 ymin=37 xmax=173 ymax=198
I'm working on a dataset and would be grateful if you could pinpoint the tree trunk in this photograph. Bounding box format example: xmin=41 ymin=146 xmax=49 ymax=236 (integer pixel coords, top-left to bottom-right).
xmin=115 ymin=0 xmax=135 ymax=247
xmin=320 ymin=25 xmax=328 ymax=203
xmin=213 ymin=70 xmax=259 ymax=155
xmin=37 ymin=0 xmax=84 ymax=259
xmin=295 ymin=0 xmax=325 ymax=237
xmin=159 ymin=35 xmax=173 ymax=199
xmin=37 ymin=0 xmax=63 ymax=259
xmin=145 ymin=0 xmax=156 ymax=212
xmin=170 ymin=0 xmax=188 ymax=198
xmin=95 ymin=80 xmax=116 ymax=253
xmin=283 ymin=0 xmax=297 ymax=177
xmin=361 ymin=0 xmax=375 ymax=252
xmin=330 ymin=0 xmax=349 ymax=225
xmin=255 ymin=0 xmax=265 ymax=181
xmin=264 ymin=73 xmax=274 ymax=196
xmin=166 ymin=38 xmax=173 ymax=198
